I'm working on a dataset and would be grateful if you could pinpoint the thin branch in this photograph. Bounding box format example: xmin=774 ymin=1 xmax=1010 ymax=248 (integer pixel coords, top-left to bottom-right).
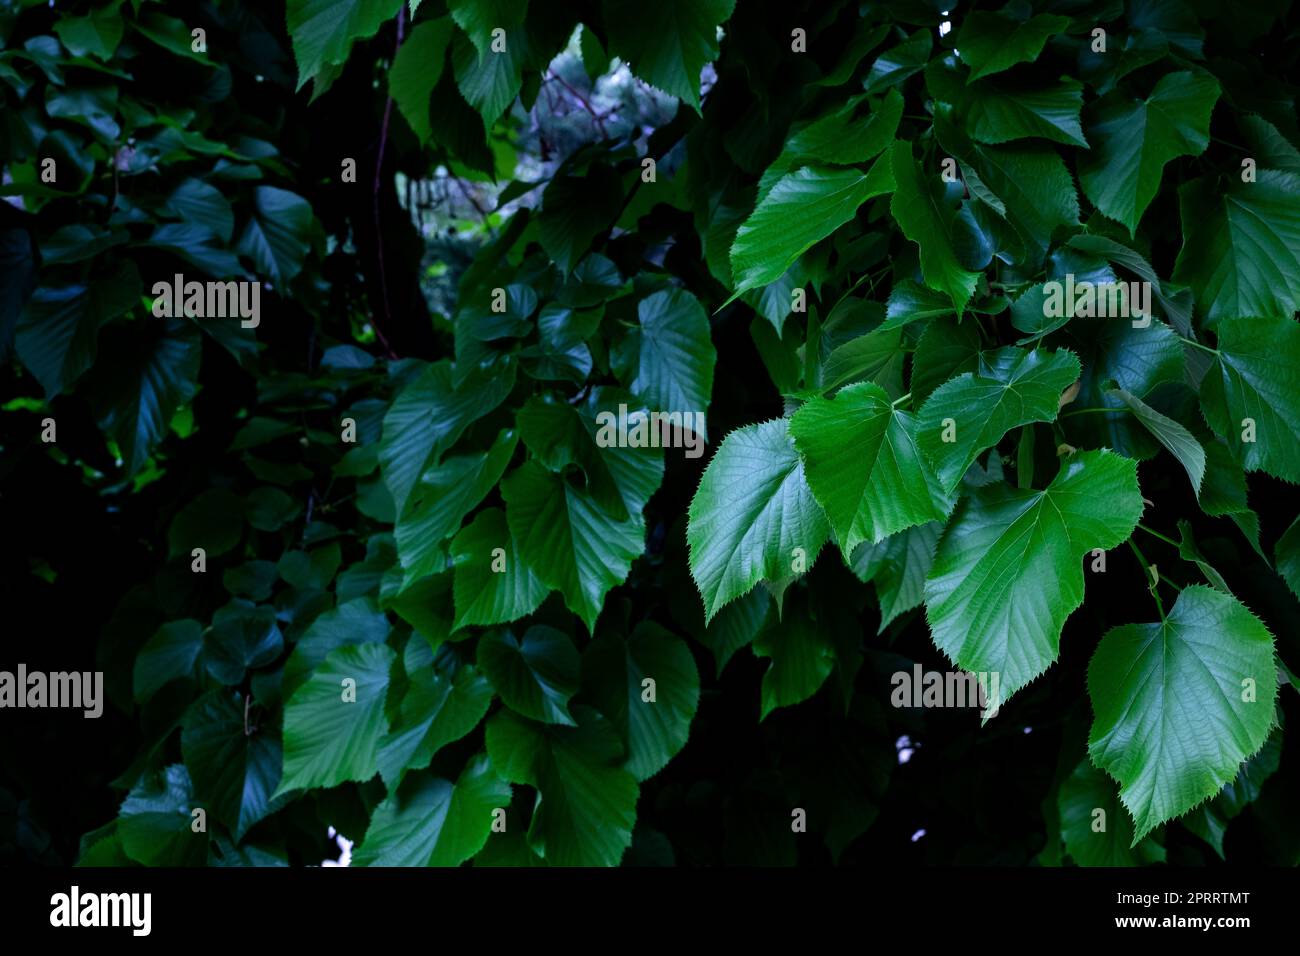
xmin=1127 ymin=539 xmax=1165 ymax=620
xmin=370 ymin=8 xmax=404 ymax=359
xmin=545 ymin=70 xmax=612 ymax=138
xmin=1177 ymin=334 xmax=1219 ymax=355
xmin=1136 ymin=522 xmax=1181 ymax=549
xmin=302 ymin=488 xmax=315 ymax=545
xmin=1062 ymin=406 xmax=1134 ymax=417
xmin=106 ymin=140 xmax=120 ymax=225
xmin=451 ymin=174 xmax=496 ymax=236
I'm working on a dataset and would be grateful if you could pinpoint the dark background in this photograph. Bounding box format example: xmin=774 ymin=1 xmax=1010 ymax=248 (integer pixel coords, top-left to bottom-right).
xmin=3 ymin=0 xmax=1300 ymax=867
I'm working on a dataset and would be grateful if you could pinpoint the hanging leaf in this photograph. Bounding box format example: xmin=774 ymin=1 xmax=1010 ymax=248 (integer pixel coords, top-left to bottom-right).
xmin=1088 ymin=586 xmax=1278 ymax=843
xmin=925 ymin=450 xmax=1144 ymax=706
xmin=687 ymin=419 xmax=830 ymax=623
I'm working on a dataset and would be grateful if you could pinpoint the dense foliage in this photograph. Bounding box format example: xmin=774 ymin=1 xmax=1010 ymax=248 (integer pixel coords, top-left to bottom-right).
xmin=2 ymin=0 xmax=1299 ymax=868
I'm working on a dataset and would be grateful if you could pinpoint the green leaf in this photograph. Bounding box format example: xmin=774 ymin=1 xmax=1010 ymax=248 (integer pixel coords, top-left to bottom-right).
xmin=917 ymin=347 xmax=1081 ymax=494
xmin=1277 ymin=516 xmax=1300 ymax=601
xmin=478 ymin=626 xmax=580 ymax=725
xmin=485 ymin=706 xmax=638 ymax=866
xmin=447 ymin=0 xmax=528 ymax=54
xmin=451 ymin=27 xmax=524 ymax=129
xmin=889 ymin=141 xmax=980 ymax=315
xmin=451 ymin=507 xmax=548 ymax=629
xmin=1176 ymin=520 xmax=1233 ymax=594
xmin=556 ymin=254 xmax=624 ymax=307
xmin=752 ymin=598 xmax=836 ymax=720
xmin=581 ymin=623 xmax=700 ymax=780
xmin=238 ymin=186 xmax=312 ymax=285
xmin=884 ymin=280 xmax=954 ymax=328
xmin=1173 ymin=171 xmax=1300 ymax=325
xmin=460 ymin=284 xmax=539 ymax=346
xmin=821 ymin=327 xmax=903 ymax=392
xmin=388 ymin=18 xmax=453 ymax=143
xmin=1239 ymin=114 xmax=1300 ymax=174
xmin=117 ymin=765 xmax=205 ymax=866
xmin=1129 ymin=0 xmax=1204 ymax=56
xmin=144 ymin=224 xmax=244 ymax=278
xmin=0 ymin=228 xmax=33 ymax=362
xmin=474 ymin=827 xmax=547 ymax=866
xmin=133 ymin=620 xmax=204 ymax=704
xmin=925 ymin=450 xmax=1144 ymax=706
xmin=45 ymin=85 xmax=120 ymax=141
xmin=82 ymin=318 xmax=201 ymax=475
xmin=380 ymin=360 xmax=515 ymax=517
xmin=1184 ymin=731 xmax=1283 ymax=858
xmin=421 ymin=63 xmax=494 ymax=171
xmin=396 ymin=428 xmax=518 ymax=585
xmin=730 ymin=157 xmax=894 ymax=298
xmin=1079 ymin=72 xmax=1219 ymax=235
xmin=202 ymin=601 xmax=284 ymax=686
xmin=780 ymin=89 xmax=903 ymax=168
xmin=282 ymin=597 xmax=390 ymax=699
xmin=910 ymin=315 xmax=982 ymax=403
xmin=850 ymin=521 xmax=941 ymax=632
xmin=791 ymin=381 xmax=951 ymax=559
xmin=224 ymin=560 xmax=278 ymax=602
xmin=76 ymin=824 xmax=133 ymax=867
xmin=286 ymin=0 xmax=403 ymax=91
xmin=1065 ymin=233 xmax=1193 ymax=335
xmin=39 ymin=225 xmax=125 ymax=266
xmin=15 ymin=262 xmax=141 ymax=398
xmin=1198 ymin=437 xmax=1249 ymax=520
xmin=688 ymin=586 xmax=771 ymax=679
xmin=579 ymin=22 xmax=609 ymax=82
xmin=377 ymin=657 xmax=494 ymax=788
xmin=520 ymin=391 xmax=664 ymax=522
xmin=278 ymin=642 xmax=396 ymax=794
xmin=53 ymin=5 xmax=125 ymax=60
xmin=502 ymin=461 xmax=645 ymax=634
xmin=1088 ymin=586 xmax=1278 ymax=843
xmin=165 ymin=178 xmax=235 ymax=244
xmin=181 ymin=690 xmax=287 ymax=841
xmin=602 ymin=0 xmax=735 ymax=111
xmin=815 ymin=20 xmax=888 ymax=87
xmin=1199 ymin=315 xmax=1300 ymax=483
xmin=625 ymin=288 xmax=715 ymax=437
xmin=354 ymin=756 xmax=511 ymax=866
xmin=955 ymin=11 xmax=1069 ymax=83
xmin=1059 ymin=759 xmax=1165 ymax=866
xmin=934 ymin=115 xmax=1080 ymax=263
xmin=132 ymin=11 xmax=211 ymax=64
xmin=537 ymin=164 xmax=624 ymax=274
xmin=864 ymin=28 xmax=931 ymax=94
xmin=687 ymin=419 xmax=830 ymax=623
xmin=1108 ymin=387 xmax=1205 ymax=496
xmin=1063 ymin=318 xmax=1184 ymax=458
xmin=979 ymin=145 xmax=1080 ymax=262
xmin=244 ymin=486 xmax=300 ymax=532
xmin=964 ymin=77 xmax=1088 ymax=148
xmin=168 ymin=488 xmax=245 ymax=560
xmin=1077 ymin=26 xmax=1168 ymax=94
xmin=278 ymin=543 xmax=343 ymax=591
